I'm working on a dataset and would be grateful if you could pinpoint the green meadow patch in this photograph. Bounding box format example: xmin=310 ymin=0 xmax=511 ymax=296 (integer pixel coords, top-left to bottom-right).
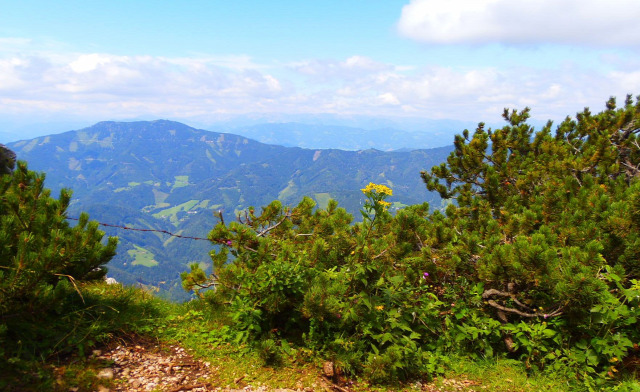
xmin=172 ymin=175 xmax=190 ymax=191
xmin=278 ymin=180 xmax=298 ymax=200
xmin=114 ymin=181 xmax=141 ymax=193
xmin=313 ymin=192 xmax=331 ymax=209
xmin=127 ymin=245 xmax=159 ymax=267
xmin=151 ymin=199 xmax=210 ymax=225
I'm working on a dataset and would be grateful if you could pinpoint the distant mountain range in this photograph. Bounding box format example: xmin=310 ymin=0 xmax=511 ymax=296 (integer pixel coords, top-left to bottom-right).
xmin=213 ymin=122 xmax=455 ymax=151
xmin=7 ymin=120 xmax=453 ymax=300
xmin=0 ymin=115 xmax=478 ymax=149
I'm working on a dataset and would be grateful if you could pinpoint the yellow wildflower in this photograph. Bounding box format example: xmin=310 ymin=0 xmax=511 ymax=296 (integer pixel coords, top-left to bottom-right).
xmin=361 ymin=182 xmax=393 ymax=196
xmin=361 ymin=182 xmax=376 ymax=193
xmin=375 ymin=305 xmax=384 ymax=311
xmin=376 ymin=184 xmax=393 ymax=196
xmin=377 ymin=200 xmax=391 ymax=209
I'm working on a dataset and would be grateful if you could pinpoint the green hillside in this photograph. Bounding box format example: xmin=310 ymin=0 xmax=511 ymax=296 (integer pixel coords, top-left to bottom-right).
xmin=7 ymin=120 xmax=451 ymax=300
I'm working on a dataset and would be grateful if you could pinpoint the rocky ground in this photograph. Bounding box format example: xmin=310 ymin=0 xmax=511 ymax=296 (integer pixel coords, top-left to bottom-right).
xmin=80 ymin=338 xmax=479 ymax=392
xmin=93 ymin=342 xmax=213 ymax=391
xmin=86 ymin=337 xmax=337 ymax=392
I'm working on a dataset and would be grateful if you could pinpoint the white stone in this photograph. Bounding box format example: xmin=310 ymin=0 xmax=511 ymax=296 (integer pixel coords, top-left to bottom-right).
xmin=96 ymin=368 xmax=114 ymax=379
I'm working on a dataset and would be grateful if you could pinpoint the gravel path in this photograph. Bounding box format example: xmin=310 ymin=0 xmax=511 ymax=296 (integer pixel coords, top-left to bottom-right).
xmin=89 ymin=338 xmax=479 ymax=392
xmin=92 ymin=338 xmax=322 ymax=392
xmin=95 ymin=341 xmax=215 ymax=391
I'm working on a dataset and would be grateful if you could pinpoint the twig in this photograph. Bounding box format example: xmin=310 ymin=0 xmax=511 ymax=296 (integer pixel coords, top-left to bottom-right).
xmin=372 ymin=248 xmax=389 ymax=260
xmin=243 ymin=245 xmax=258 ymax=253
xmin=53 ymin=273 xmax=84 ymax=304
xmin=322 ymin=376 xmax=349 ymax=392
xmin=256 ymin=213 xmax=291 ymax=237
xmin=194 ymin=281 xmax=218 ymax=290
xmin=482 ymin=289 xmax=564 ymax=318
xmin=414 ymin=232 xmax=424 ymax=249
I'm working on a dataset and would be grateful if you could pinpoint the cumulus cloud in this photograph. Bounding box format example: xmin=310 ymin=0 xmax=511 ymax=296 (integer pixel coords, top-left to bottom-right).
xmin=397 ymin=0 xmax=640 ymax=46
xmin=0 ymin=46 xmax=634 ymax=126
xmin=291 ymin=56 xmax=394 ymax=82
xmin=289 ymin=57 xmax=634 ymax=122
xmin=0 ymin=52 xmax=288 ymax=119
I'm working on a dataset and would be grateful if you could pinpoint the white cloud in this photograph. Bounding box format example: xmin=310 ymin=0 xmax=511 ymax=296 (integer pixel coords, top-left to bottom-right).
xmin=610 ymin=70 xmax=640 ymax=91
xmin=290 ymin=56 xmax=393 ymax=82
xmin=69 ymin=53 xmax=116 ymax=73
xmin=378 ymin=93 xmax=401 ymax=106
xmin=288 ymin=59 xmax=634 ymax=122
xmin=398 ymin=0 xmax=640 ymax=46
xmin=166 ymin=54 xmax=265 ymax=71
xmin=0 ymin=52 xmax=287 ymax=119
xmin=0 ymin=46 xmax=634 ymax=126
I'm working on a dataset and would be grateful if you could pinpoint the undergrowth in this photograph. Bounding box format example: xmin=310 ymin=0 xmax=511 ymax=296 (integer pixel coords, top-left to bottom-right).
xmin=2 ymin=281 xmax=638 ymax=391
xmin=158 ymin=296 xmax=640 ymax=391
xmin=0 ymin=282 xmax=167 ymax=391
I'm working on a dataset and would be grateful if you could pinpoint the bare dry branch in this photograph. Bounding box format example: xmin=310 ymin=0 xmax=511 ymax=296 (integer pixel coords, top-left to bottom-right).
xmin=372 ymin=248 xmax=389 ymax=260
xmin=414 ymin=232 xmax=424 ymax=250
xmin=482 ymin=289 xmax=564 ymax=318
xmin=256 ymin=213 xmax=291 ymax=237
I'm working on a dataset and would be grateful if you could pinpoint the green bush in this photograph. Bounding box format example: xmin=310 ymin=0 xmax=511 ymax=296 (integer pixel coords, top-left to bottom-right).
xmin=181 ymin=185 xmax=451 ymax=381
xmin=183 ymin=96 xmax=640 ymax=384
xmin=0 ymin=161 xmax=119 ymax=365
xmin=421 ymin=95 xmax=640 ymax=377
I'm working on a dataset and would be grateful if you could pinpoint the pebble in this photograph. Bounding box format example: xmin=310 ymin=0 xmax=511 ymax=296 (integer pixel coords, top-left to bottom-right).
xmin=96 ymin=368 xmax=114 ymax=379
xmin=99 ymin=341 xmax=215 ymax=391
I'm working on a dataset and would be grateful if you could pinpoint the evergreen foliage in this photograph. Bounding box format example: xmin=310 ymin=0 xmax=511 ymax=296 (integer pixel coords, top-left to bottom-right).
xmin=0 ymin=161 xmax=118 ymax=363
xmin=183 ymin=96 xmax=640 ymax=385
xmin=7 ymin=120 xmax=450 ymax=300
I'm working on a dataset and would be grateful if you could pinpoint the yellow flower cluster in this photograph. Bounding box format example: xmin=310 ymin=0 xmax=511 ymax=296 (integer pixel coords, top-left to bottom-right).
xmin=361 ymin=182 xmax=393 ymax=196
xmin=377 ymin=200 xmax=391 ymax=208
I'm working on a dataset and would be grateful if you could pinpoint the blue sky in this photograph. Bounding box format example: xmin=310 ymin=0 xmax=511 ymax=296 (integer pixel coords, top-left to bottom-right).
xmin=1 ymin=0 xmax=639 ymax=138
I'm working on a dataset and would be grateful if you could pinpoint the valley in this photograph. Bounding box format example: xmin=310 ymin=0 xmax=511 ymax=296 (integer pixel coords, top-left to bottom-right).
xmin=7 ymin=120 xmax=451 ymax=300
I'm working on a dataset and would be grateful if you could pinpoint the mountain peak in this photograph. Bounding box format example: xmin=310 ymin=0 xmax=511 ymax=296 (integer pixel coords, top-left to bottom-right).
xmin=86 ymin=119 xmax=196 ymax=132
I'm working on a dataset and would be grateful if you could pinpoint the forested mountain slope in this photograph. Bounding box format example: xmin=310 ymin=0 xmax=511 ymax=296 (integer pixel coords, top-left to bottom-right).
xmin=7 ymin=120 xmax=450 ymax=300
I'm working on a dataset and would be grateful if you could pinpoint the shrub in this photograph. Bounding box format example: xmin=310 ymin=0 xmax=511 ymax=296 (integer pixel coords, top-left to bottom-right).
xmin=184 ymin=96 xmax=640 ymax=383
xmin=0 ymin=161 xmax=118 ymax=362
